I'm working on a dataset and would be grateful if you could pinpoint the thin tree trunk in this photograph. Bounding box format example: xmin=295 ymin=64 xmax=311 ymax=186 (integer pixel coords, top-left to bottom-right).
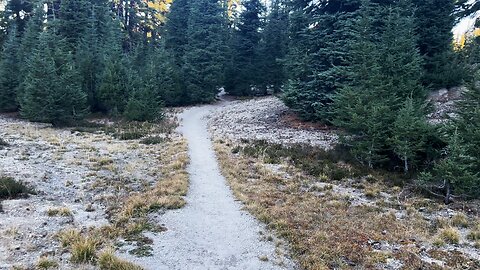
xmin=444 ymin=180 xmax=451 ymax=204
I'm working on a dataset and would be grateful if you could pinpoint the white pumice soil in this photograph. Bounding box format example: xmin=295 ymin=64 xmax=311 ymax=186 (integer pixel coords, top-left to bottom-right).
xmin=121 ymin=104 xmax=295 ymax=270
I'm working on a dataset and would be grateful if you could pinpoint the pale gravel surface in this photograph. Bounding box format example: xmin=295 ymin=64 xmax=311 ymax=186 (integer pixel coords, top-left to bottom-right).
xmin=0 ymin=116 xmax=172 ymax=269
xmin=208 ymin=97 xmax=337 ymax=150
xmin=122 ymin=105 xmax=295 ymax=270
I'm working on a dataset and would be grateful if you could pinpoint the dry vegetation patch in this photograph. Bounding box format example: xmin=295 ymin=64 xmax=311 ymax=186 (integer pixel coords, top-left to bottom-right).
xmin=214 ymin=139 xmax=480 ymax=269
xmin=0 ymin=113 xmax=188 ymax=269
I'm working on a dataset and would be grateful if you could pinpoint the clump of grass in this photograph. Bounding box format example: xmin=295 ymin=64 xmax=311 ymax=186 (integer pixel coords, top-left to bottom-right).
xmin=467 ymin=224 xmax=480 ymax=241
xmin=0 ymin=176 xmax=32 ymax=199
xmin=98 ymin=249 xmax=143 ymax=270
xmin=451 ymin=213 xmax=469 ymax=228
xmin=70 ymin=236 xmax=98 ymax=263
xmin=47 ymin=207 xmax=72 ymax=217
xmin=36 ymin=257 xmax=58 ymax=269
xmin=140 ymin=136 xmax=165 ymax=145
xmin=435 ymin=227 xmax=461 ymax=245
xmin=364 ymin=186 xmax=381 ymax=198
xmin=57 ymin=229 xmax=81 ymax=248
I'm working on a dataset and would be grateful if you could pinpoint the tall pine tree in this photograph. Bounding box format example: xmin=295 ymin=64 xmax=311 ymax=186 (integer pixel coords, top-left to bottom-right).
xmin=225 ymin=0 xmax=265 ymax=96
xmin=183 ymin=0 xmax=228 ymax=103
xmin=0 ymin=27 xmax=21 ymax=112
xmin=20 ymin=29 xmax=87 ymax=126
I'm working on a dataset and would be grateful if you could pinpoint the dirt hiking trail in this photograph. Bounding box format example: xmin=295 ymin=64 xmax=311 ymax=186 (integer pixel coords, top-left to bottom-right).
xmin=124 ymin=104 xmax=293 ymax=270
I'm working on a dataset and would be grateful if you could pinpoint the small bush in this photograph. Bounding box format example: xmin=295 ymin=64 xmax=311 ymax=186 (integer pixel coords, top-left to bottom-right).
xmin=98 ymin=250 xmax=143 ymax=270
xmin=436 ymin=227 xmax=461 ymax=245
xmin=36 ymin=257 xmax=58 ymax=269
xmin=0 ymin=177 xmax=31 ymax=199
xmin=467 ymin=225 xmax=480 ymax=241
xmin=70 ymin=236 xmax=98 ymax=263
xmin=140 ymin=136 xmax=165 ymax=145
xmin=57 ymin=229 xmax=81 ymax=248
xmin=451 ymin=213 xmax=469 ymax=228
xmin=47 ymin=207 xmax=72 ymax=217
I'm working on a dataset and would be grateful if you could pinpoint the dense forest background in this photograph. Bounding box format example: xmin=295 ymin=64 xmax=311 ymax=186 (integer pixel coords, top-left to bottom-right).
xmin=0 ymin=0 xmax=479 ymax=202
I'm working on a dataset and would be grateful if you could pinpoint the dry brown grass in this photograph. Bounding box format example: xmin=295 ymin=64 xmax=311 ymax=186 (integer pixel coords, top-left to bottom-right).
xmin=98 ymin=249 xmax=144 ymax=270
xmin=214 ymin=140 xmax=478 ymax=269
xmin=46 ymin=207 xmax=72 ymax=217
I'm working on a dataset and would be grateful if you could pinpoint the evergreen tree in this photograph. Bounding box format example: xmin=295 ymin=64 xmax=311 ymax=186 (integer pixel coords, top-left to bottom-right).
xmin=259 ymin=0 xmax=288 ymax=93
xmin=419 ymin=131 xmax=479 ymax=203
xmin=164 ymin=0 xmax=190 ymax=67
xmin=98 ymin=51 xmax=136 ymax=115
xmin=162 ymin=0 xmax=191 ymax=106
xmin=412 ymin=0 xmax=462 ymax=88
xmin=16 ymin=4 xmax=45 ymax=101
xmin=97 ymin=16 xmax=136 ymax=115
xmin=20 ymin=29 xmax=87 ymax=126
xmin=332 ymin=1 xmax=393 ymax=168
xmin=3 ymin=0 xmax=35 ymax=33
xmin=76 ymin=1 xmax=114 ymax=111
xmin=454 ymin=72 xmax=480 ymax=172
xmin=225 ymin=0 xmax=265 ymax=96
xmin=390 ymin=97 xmax=430 ymax=173
xmin=283 ymin=0 xmax=360 ymax=121
xmin=379 ymin=1 xmax=426 ymax=102
xmin=0 ymin=27 xmax=21 ymax=112
xmin=183 ymin=0 xmax=228 ymax=103
xmin=57 ymin=0 xmax=91 ymax=48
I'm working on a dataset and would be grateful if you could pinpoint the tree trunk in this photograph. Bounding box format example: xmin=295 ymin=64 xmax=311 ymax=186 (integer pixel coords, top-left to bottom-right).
xmin=404 ymin=156 xmax=408 ymax=174
xmin=444 ymin=180 xmax=451 ymax=204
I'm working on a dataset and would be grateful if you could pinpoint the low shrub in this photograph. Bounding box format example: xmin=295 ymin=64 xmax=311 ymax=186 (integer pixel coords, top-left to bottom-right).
xmin=70 ymin=236 xmax=98 ymax=263
xmin=0 ymin=176 xmax=31 ymax=199
xmin=98 ymin=250 xmax=143 ymax=270
xmin=36 ymin=257 xmax=59 ymax=269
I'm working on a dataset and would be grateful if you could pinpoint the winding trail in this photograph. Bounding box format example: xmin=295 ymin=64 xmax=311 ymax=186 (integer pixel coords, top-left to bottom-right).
xmin=125 ymin=104 xmax=292 ymax=270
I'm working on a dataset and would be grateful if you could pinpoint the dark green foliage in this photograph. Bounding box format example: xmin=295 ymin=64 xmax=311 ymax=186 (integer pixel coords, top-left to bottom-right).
xmin=0 ymin=27 xmax=21 ymax=112
xmin=333 ymin=0 xmax=429 ymax=169
xmin=238 ymin=140 xmax=359 ymax=181
xmin=20 ymin=30 xmax=88 ymax=126
xmin=164 ymin=0 xmax=189 ymax=67
xmin=225 ymin=0 xmax=265 ymax=96
xmin=0 ymin=176 xmax=32 ymax=199
xmin=183 ymin=0 xmax=228 ymax=103
xmin=58 ymin=0 xmax=91 ymax=48
xmin=412 ymin=0 xmax=463 ymax=88
xmin=124 ymin=86 xmax=164 ymax=122
xmin=282 ymin=0 xmax=360 ymax=121
xmin=454 ymin=73 xmax=480 ymax=172
xmin=419 ymin=131 xmax=479 ymax=203
xmin=390 ymin=98 xmax=430 ymax=173
xmin=98 ymin=54 xmax=135 ymax=115
xmin=259 ymin=0 xmax=288 ymax=93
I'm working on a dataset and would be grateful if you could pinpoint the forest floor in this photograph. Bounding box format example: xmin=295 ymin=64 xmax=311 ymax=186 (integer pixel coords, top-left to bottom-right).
xmin=1 ymin=95 xmax=479 ymax=270
xmin=120 ymin=104 xmax=295 ymax=270
xmin=208 ymin=96 xmax=480 ymax=270
xmin=0 ymin=113 xmax=189 ymax=269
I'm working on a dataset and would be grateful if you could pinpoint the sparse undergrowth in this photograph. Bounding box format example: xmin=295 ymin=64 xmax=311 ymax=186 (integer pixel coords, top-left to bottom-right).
xmin=215 ymin=139 xmax=480 ymax=269
xmin=0 ymin=176 xmax=32 ymax=199
xmin=0 ymin=114 xmax=188 ymax=268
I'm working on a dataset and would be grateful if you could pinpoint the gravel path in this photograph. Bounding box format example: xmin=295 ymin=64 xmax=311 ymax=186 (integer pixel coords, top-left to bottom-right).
xmin=123 ymin=104 xmax=293 ymax=270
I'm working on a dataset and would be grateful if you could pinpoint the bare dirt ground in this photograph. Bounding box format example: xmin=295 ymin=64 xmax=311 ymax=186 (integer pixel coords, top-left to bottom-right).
xmin=208 ymin=96 xmax=480 ymax=270
xmin=0 ymin=114 xmax=188 ymax=269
